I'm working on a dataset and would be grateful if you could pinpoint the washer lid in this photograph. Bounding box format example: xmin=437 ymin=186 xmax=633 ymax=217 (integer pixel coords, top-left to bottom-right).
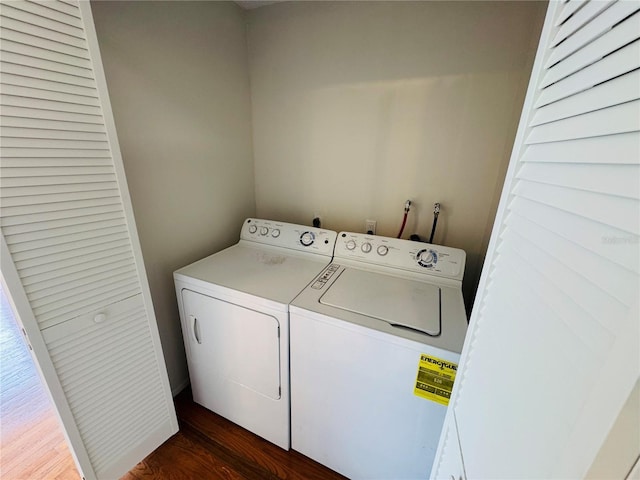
xmin=319 ymin=268 xmax=441 ymax=336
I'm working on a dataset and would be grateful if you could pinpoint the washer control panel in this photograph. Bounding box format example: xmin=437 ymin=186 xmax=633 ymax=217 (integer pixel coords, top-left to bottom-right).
xmin=241 ymin=218 xmax=337 ymax=256
xmin=335 ymin=232 xmax=466 ymax=280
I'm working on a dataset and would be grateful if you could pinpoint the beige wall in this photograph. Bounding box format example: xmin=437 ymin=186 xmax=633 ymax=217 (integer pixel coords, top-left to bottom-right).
xmin=91 ymin=1 xmax=255 ymax=392
xmin=247 ymin=1 xmax=546 ymax=310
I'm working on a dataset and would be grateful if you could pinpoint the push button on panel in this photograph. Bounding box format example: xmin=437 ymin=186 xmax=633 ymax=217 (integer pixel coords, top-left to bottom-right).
xmin=311 ymin=264 xmax=340 ymax=289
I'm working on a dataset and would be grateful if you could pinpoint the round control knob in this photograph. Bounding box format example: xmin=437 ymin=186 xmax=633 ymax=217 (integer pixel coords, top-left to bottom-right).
xmin=361 ymin=242 xmax=372 ymax=253
xmin=271 ymin=229 xmax=280 ymax=238
xmin=345 ymin=240 xmax=357 ymax=250
xmin=260 ymin=226 xmax=269 ymax=236
xmin=300 ymin=231 xmax=315 ymax=246
xmin=377 ymin=245 xmax=389 ymax=256
xmin=416 ymin=248 xmax=437 ymax=267
xmin=248 ymin=225 xmax=257 ymax=234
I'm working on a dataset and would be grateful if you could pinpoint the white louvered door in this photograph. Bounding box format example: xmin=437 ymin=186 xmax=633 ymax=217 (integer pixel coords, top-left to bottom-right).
xmin=0 ymin=1 xmax=178 ymax=479
xmin=432 ymin=1 xmax=639 ymax=479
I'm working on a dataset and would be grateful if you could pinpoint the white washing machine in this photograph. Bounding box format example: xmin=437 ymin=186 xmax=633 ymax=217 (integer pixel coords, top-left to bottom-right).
xmin=290 ymin=232 xmax=468 ymax=479
xmin=174 ymin=218 xmax=337 ymax=450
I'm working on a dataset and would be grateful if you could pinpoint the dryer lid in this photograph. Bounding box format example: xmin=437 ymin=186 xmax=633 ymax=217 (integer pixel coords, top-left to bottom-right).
xmin=319 ymin=268 xmax=441 ymax=336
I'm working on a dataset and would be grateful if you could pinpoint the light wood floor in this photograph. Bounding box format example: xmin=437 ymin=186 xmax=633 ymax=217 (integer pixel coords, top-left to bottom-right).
xmin=0 ymin=289 xmax=79 ymax=480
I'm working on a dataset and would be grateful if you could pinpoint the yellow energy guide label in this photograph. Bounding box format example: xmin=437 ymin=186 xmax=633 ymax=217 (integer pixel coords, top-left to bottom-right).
xmin=414 ymin=354 xmax=457 ymax=406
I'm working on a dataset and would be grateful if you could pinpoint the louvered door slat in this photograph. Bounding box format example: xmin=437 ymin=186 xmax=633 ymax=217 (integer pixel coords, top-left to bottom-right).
xmin=17 ymin=244 xmax=133 ymax=278
xmin=499 ymin=228 xmax=627 ymax=322
xmin=34 ymin=0 xmax=81 ymax=18
xmin=12 ymin=230 xmax=129 ymax=262
xmin=1 ymin=104 xmax=101 ymax=122
xmin=1 ymin=127 xmax=107 ymax=142
xmin=26 ymin=264 xmax=135 ymax=301
xmin=1 ymin=182 xmax=118 ymax=200
xmin=23 ymin=259 xmax=135 ymax=297
xmin=1 ymin=147 xmax=109 ymax=157
xmin=0 ymin=28 xmax=89 ymax=59
xmin=2 ymin=2 xmax=84 ymax=38
xmin=7 ymin=222 xmax=126 ymax=252
xmin=551 ymin=0 xmax=614 ymax=47
xmin=526 ymin=99 xmax=640 ymax=143
xmin=1 ymin=212 xmax=125 ymax=238
xmin=30 ymin=271 xmax=138 ymax=311
xmin=1 ymin=50 xmax=92 ymax=78
xmin=521 ymin=131 xmax=640 ymax=164
xmin=516 ymin=162 xmax=639 ymax=198
xmin=491 ymin=253 xmax=605 ymax=372
xmin=493 ymin=245 xmax=613 ymax=361
xmin=0 ymin=15 xmax=87 ymax=48
xmin=515 ymin=180 xmax=639 ymax=234
xmin=509 ymin=196 xmax=639 ymax=273
xmin=1 ymin=166 xmax=114 ymax=177
xmin=1 ymin=84 xmax=100 ymax=106
xmin=1 ymin=94 xmax=101 ymax=115
xmin=556 ymin=0 xmax=587 ymax=25
xmin=504 ymin=211 xmax=638 ymax=304
xmin=7 ymin=0 xmax=84 ymax=29
xmin=16 ymin=236 xmax=131 ymax=269
xmin=546 ymin=0 xmax=640 ymax=67
xmin=0 ymin=115 xmax=105 ymax=132
xmin=1 ymin=137 xmax=109 ymax=150
xmin=537 ymin=40 xmax=640 ymax=108
xmin=532 ymin=69 xmax=640 ymax=126
xmin=1 ymin=38 xmax=93 ymax=69
xmin=435 ymin=3 xmax=640 ymax=478
xmin=0 ymin=62 xmax=97 ymax=88
xmin=1 ymin=72 xmax=98 ymax=97
xmin=1 ymin=188 xmax=119 ymax=208
xmin=0 ymin=204 xmax=123 ymax=227
xmin=541 ymin=11 xmax=640 ymax=88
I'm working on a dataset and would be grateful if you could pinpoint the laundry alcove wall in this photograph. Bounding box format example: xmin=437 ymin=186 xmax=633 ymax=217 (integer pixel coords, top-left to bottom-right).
xmin=90 ymin=0 xmax=546 ymax=393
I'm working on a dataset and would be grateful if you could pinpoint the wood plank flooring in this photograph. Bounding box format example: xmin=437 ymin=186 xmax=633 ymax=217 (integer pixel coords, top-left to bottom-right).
xmin=123 ymin=388 xmax=347 ymax=480
xmin=0 ymin=288 xmax=79 ymax=480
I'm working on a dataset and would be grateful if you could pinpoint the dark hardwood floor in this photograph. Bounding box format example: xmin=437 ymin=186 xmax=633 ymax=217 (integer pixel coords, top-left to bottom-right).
xmin=122 ymin=388 xmax=346 ymax=480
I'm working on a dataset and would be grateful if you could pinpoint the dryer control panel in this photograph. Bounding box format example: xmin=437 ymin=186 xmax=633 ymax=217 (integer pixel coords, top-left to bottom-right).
xmin=241 ymin=218 xmax=337 ymax=257
xmin=335 ymin=232 xmax=466 ymax=281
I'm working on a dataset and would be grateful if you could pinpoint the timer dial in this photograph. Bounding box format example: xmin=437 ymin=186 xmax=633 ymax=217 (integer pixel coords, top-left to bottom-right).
xmin=416 ymin=248 xmax=438 ymax=267
xmin=377 ymin=245 xmax=389 ymax=256
xmin=271 ymin=229 xmax=281 ymax=238
xmin=300 ymin=231 xmax=315 ymax=246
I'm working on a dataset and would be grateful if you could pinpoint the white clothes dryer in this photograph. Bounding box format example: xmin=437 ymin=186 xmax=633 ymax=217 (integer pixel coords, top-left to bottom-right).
xmin=174 ymin=218 xmax=337 ymax=450
xmin=290 ymin=232 xmax=468 ymax=478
